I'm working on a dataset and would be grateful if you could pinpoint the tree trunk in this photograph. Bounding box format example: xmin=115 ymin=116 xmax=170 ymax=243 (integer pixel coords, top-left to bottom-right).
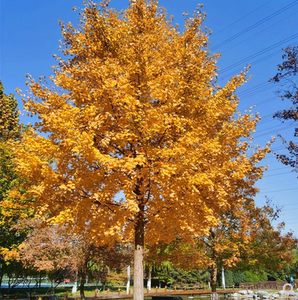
xmin=134 ymin=206 xmax=144 ymax=300
xmin=147 ymin=266 xmax=152 ymax=291
xmin=80 ymin=272 xmax=86 ymax=300
xmin=126 ymin=266 xmax=131 ymax=294
xmin=210 ymin=264 xmax=217 ymax=293
xmin=221 ymin=267 xmax=225 ymax=290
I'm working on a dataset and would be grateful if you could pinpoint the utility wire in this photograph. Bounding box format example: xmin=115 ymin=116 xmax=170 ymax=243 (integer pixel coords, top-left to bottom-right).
xmin=219 ymin=34 xmax=298 ymax=75
xmin=238 ymin=82 xmax=272 ymax=96
xmin=236 ymin=93 xmax=282 ymax=115
xmin=240 ymin=84 xmax=277 ymax=100
xmin=212 ymin=0 xmax=275 ymax=37
xmin=219 ymin=48 xmax=286 ymax=82
xmin=258 ymin=115 xmax=281 ymax=125
xmin=256 ymin=179 xmax=297 ymax=186
xmin=211 ymin=0 xmax=298 ymax=51
xmin=217 ymin=78 xmax=281 ymax=100
xmin=266 ymin=166 xmax=292 ymax=172
xmin=254 ymin=123 xmax=296 ymax=138
xmin=271 ymin=145 xmax=291 ymax=151
xmin=254 ymin=122 xmax=295 ymax=135
xmin=257 ymin=119 xmax=279 ymax=127
xmin=262 ymin=171 xmax=294 ymax=177
xmin=220 ymin=9 xmax=298 ymax=55
xmin=282 ymin=202 xmax=298 ymax=208
xmin=259 ymin=187 xmax=298 ymax=194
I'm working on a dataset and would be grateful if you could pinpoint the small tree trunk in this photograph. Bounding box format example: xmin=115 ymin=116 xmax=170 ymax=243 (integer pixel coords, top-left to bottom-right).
xmin=210 ymin=264 xmax=217 ymax=293
xmin=147 ymin=266 xmax=152 ymax=291
xmin=134 ymin=205 xmax=144 ymax=300
xmin=126 ymin=266 xmax=131 ymax=294
xmin=80 ymin=272 xmax=86 ymax=300
xmin=221 ymin=267 xmax=225 ymax=289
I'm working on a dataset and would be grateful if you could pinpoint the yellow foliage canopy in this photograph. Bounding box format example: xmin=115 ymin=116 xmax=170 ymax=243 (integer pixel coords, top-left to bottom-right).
xmin=14 ymin=0 xmax=269 ymax=247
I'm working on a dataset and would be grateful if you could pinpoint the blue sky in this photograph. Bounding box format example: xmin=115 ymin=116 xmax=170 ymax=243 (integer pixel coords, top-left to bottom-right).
xmin=1 ymin=0 xmax=297 ymax=236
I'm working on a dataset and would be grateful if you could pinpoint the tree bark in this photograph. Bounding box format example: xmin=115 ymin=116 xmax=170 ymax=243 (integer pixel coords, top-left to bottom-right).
xmin=210 ymin=264 xmax=217 ymax=293
xmin=134 ymin=205 xmax=144 ymax=300
xmin=221 ymin=267 xmax=225 ymax=290
xmin=147 ymin=266 xmax=152 ymax=291
xmin=80 ymin=272 xmax=86 ymax=300
xmin=126 ymin=266 xmax=131 ymax=294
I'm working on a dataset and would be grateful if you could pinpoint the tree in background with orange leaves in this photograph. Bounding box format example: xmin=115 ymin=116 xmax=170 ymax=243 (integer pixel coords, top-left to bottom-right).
xmin=160 ymin=199 xmax=296 ymax=292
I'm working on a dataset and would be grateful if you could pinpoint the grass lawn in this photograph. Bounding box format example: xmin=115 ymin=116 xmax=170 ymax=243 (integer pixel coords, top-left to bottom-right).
xmin=2 ymin=286 xmax=296 ymax=298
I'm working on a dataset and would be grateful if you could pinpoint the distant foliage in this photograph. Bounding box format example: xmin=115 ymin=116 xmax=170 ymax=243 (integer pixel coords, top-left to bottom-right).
xmin=270 ymin=46 xmax=298 ymax=172
xmin=0 ymin=81 xmax=29 ymax=281
xmin=230 ymin=271 xmax=246 ymax=287
xmin=219 ymin=270 xmax=268 ymax=288
xmin=0 ymin=81 xmax=21 ymax=141
xmin=243 ymin=270 xmax=268 ymax=283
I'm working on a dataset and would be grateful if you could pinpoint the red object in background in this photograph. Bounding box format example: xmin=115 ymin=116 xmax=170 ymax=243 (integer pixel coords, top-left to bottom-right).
xmin=65 ymin=279 xmax=70 ymax=284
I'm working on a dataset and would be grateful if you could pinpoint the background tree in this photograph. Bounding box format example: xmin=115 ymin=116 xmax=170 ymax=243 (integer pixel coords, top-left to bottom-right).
xmin=13 ymin=1 xmax=270 ymax=299
xmin=160 ymin=199 xmax=296 ymax=292
xmin=208 ymin=200 xmax=295 ymax=291
xmin=0 ymin=81 xmax=21 ymax=141
xmin=270 ymin=46 xmax=298 ymax=172
xmin=18 ymin=220 xmax=132 ymax=299
xmin=237 ymin=203 xmax=296 ymax=273
xmin=0 ymin=80 xmax=28 ymax=285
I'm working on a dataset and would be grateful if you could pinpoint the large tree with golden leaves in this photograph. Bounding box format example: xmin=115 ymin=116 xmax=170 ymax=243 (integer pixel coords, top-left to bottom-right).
xmin=13 ymin=1 xmax=270 ymax=299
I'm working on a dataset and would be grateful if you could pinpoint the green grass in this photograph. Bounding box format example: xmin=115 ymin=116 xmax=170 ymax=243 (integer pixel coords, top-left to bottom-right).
xmin=2 ymin=286 xmax=296 ymax=299
xmin=0 ymin=286 xmax=133 ymax=298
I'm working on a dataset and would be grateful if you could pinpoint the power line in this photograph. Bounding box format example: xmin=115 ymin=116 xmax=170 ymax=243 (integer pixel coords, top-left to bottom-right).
xmin=283 ymin=202 xmax=298 ymax=207
xmin=216 ymin=80 xmax=278 ymax=103
xmin=219 ymin=48 xmax=285 ymax=82
xmin=241 ymin=86 xmax=276 ymax=100
xmin=259 ymin=187 xmax=298 ymax=194
xmin=238 ymin=82 xmax=272 ymax=97
xmin=219 ymin=34 xmax=298 ymax=75
xmin=257 ymin=119 xmax=278 ymax=127
xmin=258 ymin=115 xmax=280 ymax=125
xmin=211 ymin=0 xmax=298 ymax=51
xmin=237 ymin=78 xmax=290 ymax=99
xmin=212 ymin=0 xmax=275 ymax=38
xmin=281 ymin=222 xmax=298 ymax=225
xmin=220 ymin=9 xmax=298 ymax=55
xmin=266 ymin=166 xmax=293 ymax=172
xmin=256 ymin=179 xmax=297 ymax=186
xmin=254 ymin=122 xmax=296 ymax=139
xmin=271 ymin=146 xmax=289 ymax=151
xmin=254 ymin=122 xmax=295 ymax=135
xmin=262 ymin=171 xmax=294 ymax=177
xmin=283 ymin=203 xmax=298 ymax=211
